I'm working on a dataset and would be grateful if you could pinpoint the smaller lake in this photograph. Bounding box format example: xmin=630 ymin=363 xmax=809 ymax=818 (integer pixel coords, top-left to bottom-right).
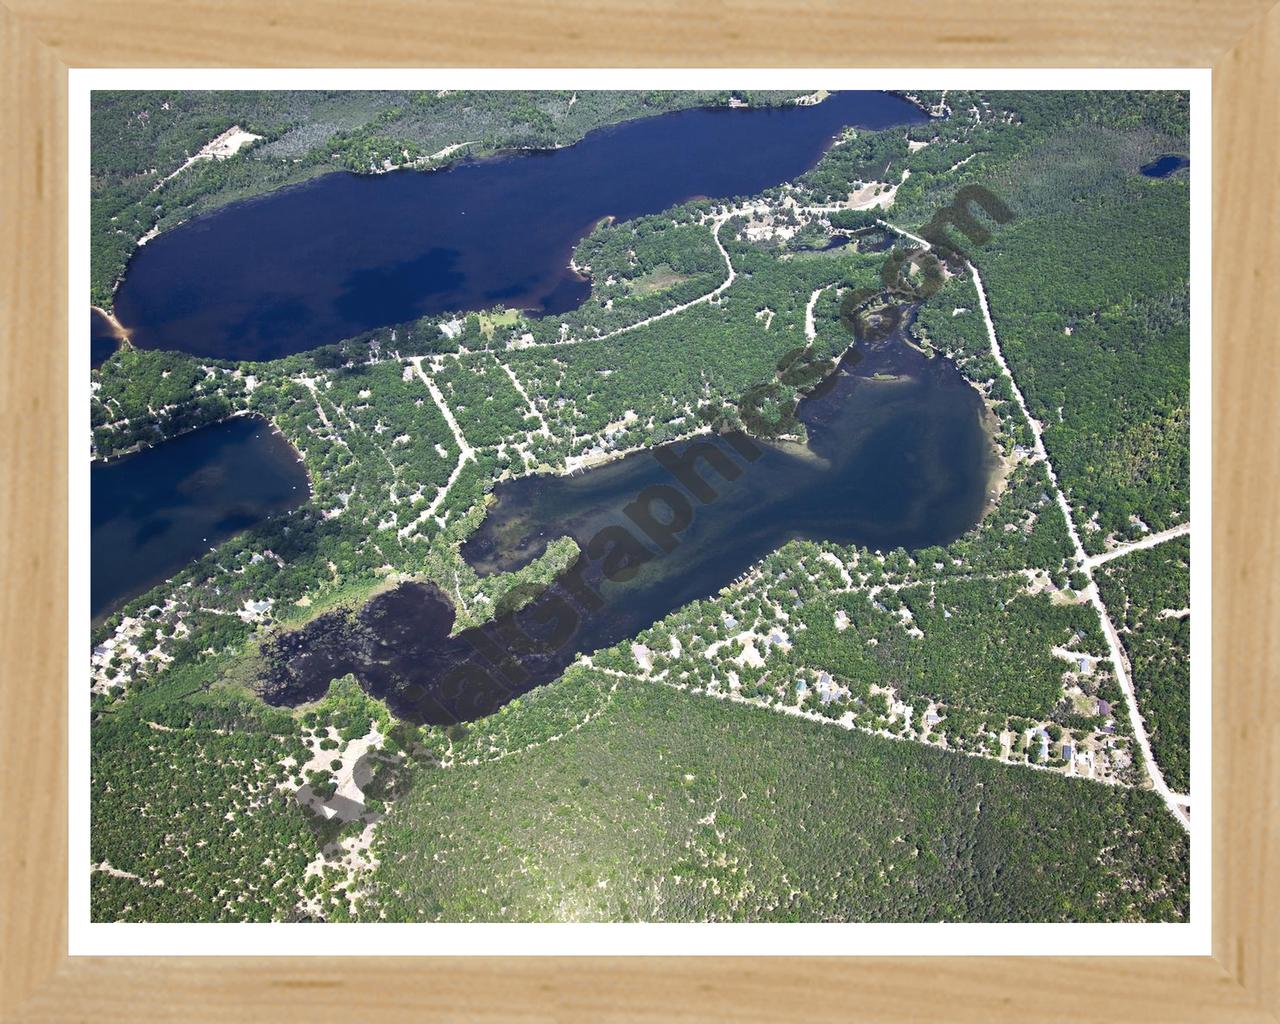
xmin=259 ymin=314 xmax=996 ymax=725
xmin=91 ymin=415 xmax=310 ymax=620
xmin=1140 ymin=154 xmax=1190 ymax=178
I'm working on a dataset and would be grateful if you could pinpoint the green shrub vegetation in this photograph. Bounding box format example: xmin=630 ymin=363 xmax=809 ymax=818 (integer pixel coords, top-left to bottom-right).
xmin=88 ymin=89 xmax=1193 ymax=924
xmin=367 ymin=673 xmax=1187 ymax=922
xmin=790 ymin=578 xmax=1105 ymax=719
xmin=91 ymin=690 xmax=319 ymax=922
xmin=1096 ymin=537 xmax=1191 ymax=793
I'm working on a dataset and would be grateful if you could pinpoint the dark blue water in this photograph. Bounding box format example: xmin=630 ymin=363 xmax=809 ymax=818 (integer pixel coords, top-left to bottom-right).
xmin=92 ymin=416 xmax=310 ymax=618
xmin=1140 ymin=154 xmax=1189 ymax=178
xmin=91 ymin=309 xmax=121 ymax=368
xmin=112 ymin=92 xmax=926 ymax=361
xmin=261 ymin=320 xmax=995 ymax=724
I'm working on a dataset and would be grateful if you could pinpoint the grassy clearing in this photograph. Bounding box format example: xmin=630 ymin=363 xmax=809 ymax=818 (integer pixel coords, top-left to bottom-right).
xmin=624 ymin=264 xmax=694 ymax=296
xmin=477 ymin=308 xmax=522 ymax=339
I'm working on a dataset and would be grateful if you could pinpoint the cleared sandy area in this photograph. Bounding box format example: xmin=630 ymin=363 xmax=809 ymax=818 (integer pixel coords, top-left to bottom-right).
xmin=155 ymin=125 xmax=263 ymax=190
xmin=848 ymin=168 xmax=911 ymax=211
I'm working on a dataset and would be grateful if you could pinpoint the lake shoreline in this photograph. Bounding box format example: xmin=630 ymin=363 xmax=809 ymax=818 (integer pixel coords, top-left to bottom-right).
xmin=272 ymin=325 xmax=995 ymax=724
xmin=95 ymin=93 xmax=842 ymax=315
xmin=109 ymin=92 xmax=927 ymax=356
xmin=95 ymin=412 xmax=310 ymax=481
xmin=91 ymin=305 xmax=130 ymax=339
xmin=91 ymin=406 xmax=260 ymax=465
xmin=978 ymin=396 xmax=1015 ymax=518
xmin=91 ymin=414 xmax=313 ymax=622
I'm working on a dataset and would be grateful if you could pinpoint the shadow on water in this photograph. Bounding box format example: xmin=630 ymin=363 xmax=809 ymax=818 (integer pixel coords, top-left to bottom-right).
xmin=260 ymin=313 xmax=996 ymax=725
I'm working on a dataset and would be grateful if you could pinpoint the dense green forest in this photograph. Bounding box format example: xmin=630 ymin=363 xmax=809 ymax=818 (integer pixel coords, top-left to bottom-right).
xmin=1096 ymin=537 xmax=1192 ymax=793
xmin=367 ymin=671 xmax=1187 ymax=922
xmin=91 ymin=348 xmax=247 ymax=457
xmin=891 ymin=90 xmax=1187 ymax=226
xmin=893 ymin=91 xmax=1190 ymax=554
xmin=790 ymin=578 xmax=1106 ymax=719
xmin=91 ymin=687 xmax=319 ymax=922
xmin=435 ymin=352 xmax=537 ymax=449
xmin=88 ymin=89 xmax=1193 ymax=924
xmin=253 ymin=359 xmax=460 ymax=534
xmin=974 ymin=181 xmax=1189 ymax=553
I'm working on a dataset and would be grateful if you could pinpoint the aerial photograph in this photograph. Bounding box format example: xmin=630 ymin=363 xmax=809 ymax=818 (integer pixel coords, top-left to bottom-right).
xmin=88 ymin=87 xmax=1192 ymax=924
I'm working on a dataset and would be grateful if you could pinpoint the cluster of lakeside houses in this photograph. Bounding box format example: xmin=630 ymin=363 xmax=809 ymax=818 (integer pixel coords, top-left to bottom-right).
xmin=616 ymin=548 xmax=1138 ymax=789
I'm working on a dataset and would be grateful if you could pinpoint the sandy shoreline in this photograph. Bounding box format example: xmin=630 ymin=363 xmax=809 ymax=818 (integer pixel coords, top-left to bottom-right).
xmin=91 ymin=305 xmax=130 ymax=340
xmin=978 ymin=394 xmax=1016 ymax=518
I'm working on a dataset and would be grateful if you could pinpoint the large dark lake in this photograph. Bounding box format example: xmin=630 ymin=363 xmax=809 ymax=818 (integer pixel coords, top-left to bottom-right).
xmin=260 ymin=320 xmax=996 ymax=725
xmin=96 ymin=91 xmax=995 ymax=722
xmin=92 ymin=415 xmax=309 ymax=619
xmin=111 ymin=91 xmax=926 ymax=361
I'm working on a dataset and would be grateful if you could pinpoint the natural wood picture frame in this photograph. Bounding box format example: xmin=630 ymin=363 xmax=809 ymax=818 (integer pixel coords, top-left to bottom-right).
xmin=2 ymin=2 xmax=1276 ymax=1019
